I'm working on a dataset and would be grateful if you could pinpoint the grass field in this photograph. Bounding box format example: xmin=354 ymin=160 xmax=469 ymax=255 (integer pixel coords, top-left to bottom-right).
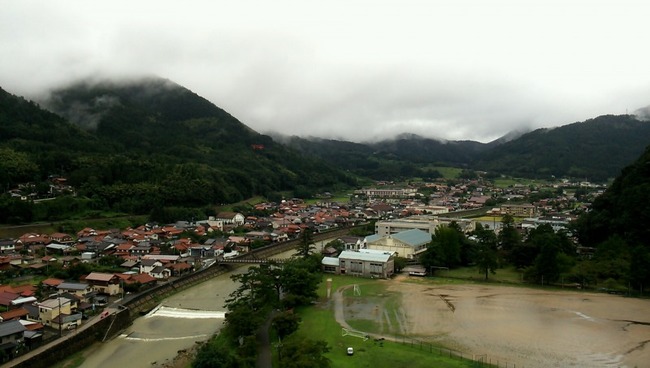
xmin=215 ymin=196 xmax=267 ymax=212
xmin=288 ymin=275 xmax=478 ymax=368
xmin=432 ymin=166 xmax=463 ymax=179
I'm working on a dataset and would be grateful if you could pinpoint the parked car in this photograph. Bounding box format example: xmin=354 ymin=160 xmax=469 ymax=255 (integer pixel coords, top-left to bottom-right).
xmin=347 ymin=347 xmax=354 ymax=356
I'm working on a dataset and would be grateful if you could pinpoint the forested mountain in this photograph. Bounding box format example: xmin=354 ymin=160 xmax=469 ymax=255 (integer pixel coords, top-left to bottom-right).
xmin=275 ymin=134 xmax=487 ymax=180
xmin=0 ymin=79 xmax=356 ymax=222
xmin=477 ymin=115 xmax=650 ymax=180
xmin=573 ymin=145 xmax=650 ymax=290
xmin=279 ymin=114 xmax=650 ymax=181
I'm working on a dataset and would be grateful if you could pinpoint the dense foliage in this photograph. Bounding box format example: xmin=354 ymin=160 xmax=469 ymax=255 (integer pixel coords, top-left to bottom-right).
xmin=0 ymin=81 xmax=357 ymax=222
xmin=193 ymin=257 xmax=327 ymax=368
xmin=278 ymin=115 xmax=650 ymax=181
xmin=477 ymin=115 xmax=650 ymax=181
xmin=574 ymin=145 xmax=650 ymax=292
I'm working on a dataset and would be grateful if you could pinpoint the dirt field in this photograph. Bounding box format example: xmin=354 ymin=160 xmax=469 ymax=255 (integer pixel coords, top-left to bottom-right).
xmin=342 ymin=277 xmax=650 ymax=368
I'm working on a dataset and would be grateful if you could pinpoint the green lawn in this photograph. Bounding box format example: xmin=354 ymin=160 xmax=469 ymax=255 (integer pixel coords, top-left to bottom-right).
xmin=289 ymin=275 xmax=479 ymax=368
xmin=215 ymin=196 xmax=267 ymax=212
xmin=431 ymin=166 xmax=463 ymax=179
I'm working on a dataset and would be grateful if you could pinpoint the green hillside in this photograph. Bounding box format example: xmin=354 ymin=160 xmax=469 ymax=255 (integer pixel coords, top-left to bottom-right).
xmin=477 ymin=115 xmax=650 ymax=181
xmin=573 ymin=144 xmax=650 ymax=291
xmin=0 ymin=79 xmax=356 ymax=223
xmin=280 ymin=115 xmax=650 ymax=182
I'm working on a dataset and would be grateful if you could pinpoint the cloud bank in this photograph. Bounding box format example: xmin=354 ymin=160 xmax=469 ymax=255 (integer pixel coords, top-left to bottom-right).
xmin=1 ymin=1 xmax=649 ymax=143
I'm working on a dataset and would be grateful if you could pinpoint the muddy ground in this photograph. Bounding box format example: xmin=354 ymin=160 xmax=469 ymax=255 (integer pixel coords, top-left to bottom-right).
xmin=341 ymin=278 xmax=650 ymax=368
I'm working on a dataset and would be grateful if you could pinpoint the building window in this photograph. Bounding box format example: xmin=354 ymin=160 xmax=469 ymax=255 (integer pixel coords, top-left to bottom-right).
xmin=350 ymin=261 xmax=363 ymax=273
xmin=369 ymin=262 xmax=383 ymax=275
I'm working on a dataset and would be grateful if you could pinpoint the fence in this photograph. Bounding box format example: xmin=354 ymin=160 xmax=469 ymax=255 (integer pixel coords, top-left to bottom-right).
xmin=394 ymin=336 xmax=523 ymax=368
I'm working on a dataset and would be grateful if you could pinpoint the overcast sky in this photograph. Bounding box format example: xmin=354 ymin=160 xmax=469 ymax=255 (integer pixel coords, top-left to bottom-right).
xmin=1 ymin=1 xmax=649 ymax=143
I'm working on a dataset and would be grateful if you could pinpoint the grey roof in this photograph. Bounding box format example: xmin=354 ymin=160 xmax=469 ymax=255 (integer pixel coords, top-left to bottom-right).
xmin=391 ymin=229 xmax=432 ymax=247
xmin=121 ymin=260 xmax=139 ymax=268
xmin=22 ymin=304 xmax=39 ymax=319
xmin=0 ymin=320 xmax=27 ymax=337
xmin=151 ymin=266 xmax=166 ymax=274
xmin=46 ymin=243 xmax=71 ymax=250
xmin=24 ymin=330 xmax=43 ymax=339
xmin=321 ymin=257 xmax=340 ymax=266
xmin=140 ymin=259 xmax=159 ymax=266
xmin=339 ymin=250 xmax=392 ymax=263
xmin=58 ymin=282 xmax=90 ymax=291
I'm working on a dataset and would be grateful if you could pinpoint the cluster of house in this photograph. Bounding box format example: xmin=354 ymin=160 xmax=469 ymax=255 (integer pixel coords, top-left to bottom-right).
xmin=0 ymin=269 xmax=148 ymax=359
xmin=0 ymin=182 xmax=592 ymax=359
xmin=357 ymin=177 xmax=601 ymax=215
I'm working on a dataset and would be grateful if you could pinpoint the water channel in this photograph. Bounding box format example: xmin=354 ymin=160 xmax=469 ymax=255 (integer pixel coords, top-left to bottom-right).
xmin=79 ymin=242 xmax=331 ymax=368
xmin=80 ymin=266 xmax=246 ymax=367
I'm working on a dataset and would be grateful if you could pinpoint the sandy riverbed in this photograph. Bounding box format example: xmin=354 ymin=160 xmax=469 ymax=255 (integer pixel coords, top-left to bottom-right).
xmin=380 ymin=280 xmax=650 ymax=368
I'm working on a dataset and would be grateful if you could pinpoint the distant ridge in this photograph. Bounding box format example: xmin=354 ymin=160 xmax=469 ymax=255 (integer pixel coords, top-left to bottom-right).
xmin=276 ymin=114 xmax=650 ymax=181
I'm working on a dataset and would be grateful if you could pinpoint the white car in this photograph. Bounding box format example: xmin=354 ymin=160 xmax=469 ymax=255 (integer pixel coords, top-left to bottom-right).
xmin=347 ymin=347 xmax=354 ymax=356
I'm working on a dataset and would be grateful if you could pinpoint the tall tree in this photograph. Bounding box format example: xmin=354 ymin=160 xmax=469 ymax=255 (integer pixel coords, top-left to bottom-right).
xmin=498 ymin=214 xmax=521 ymax=263
xmin=272 ymin=311 xmax=301 ymax=340
xmin=278 ymin=338 xmax=331 ymax=368
xmin=421 ymin=226 xmax=459 ymax=271
xmin=294 ymin=228 xmax=315 ymax=259
xmin=473 ymin=224 xmax=498 ymax=280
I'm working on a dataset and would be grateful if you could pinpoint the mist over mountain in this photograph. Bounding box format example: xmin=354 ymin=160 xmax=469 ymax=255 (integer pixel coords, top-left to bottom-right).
xmin=0 ymin=77 xmax=357 ymax=219
xmin=2 ymin=75 xmax=650 ymax=216
xmin=276 ymin=114 xmax=650 ymax=181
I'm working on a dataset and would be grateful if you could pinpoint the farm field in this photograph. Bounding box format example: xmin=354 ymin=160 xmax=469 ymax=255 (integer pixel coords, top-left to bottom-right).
xmin=300 ymin=275 xmax=650 ymax=368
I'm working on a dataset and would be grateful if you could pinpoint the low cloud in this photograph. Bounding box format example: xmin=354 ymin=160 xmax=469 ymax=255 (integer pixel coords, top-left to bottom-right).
xmin=1 ymin=1 xmax=649 ymax=143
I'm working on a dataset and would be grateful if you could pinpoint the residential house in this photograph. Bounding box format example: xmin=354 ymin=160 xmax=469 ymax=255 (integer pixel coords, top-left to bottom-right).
xmin=0 ymin=320 xmax=26 ymax=359
xmin=141 ymin=254 xmax=180 ymax=263
xmin=188 ymin=246 xmax=215 ymax=258
xmin=56 ymin=282 xmax=92 ymax=302
xmin=49 ymin=233 xmax=74 ymax=244
xmin=0 ymin=239 xmax=15 ymax=254
xmin=84 ymin=272 xmax=122 ymax=296
xmin=140 ymin=259 xmax=163 ymax=275
xmin=41 ymin=278 xmax=64 ymax=292
xmin=127 ymin=273 xmax=157 ymax=289
xmin=0 ymin=292 xmax=19 ymax=312
xmin=129 ymin=243 xmax=153 ymax=256
xmin=0 ymin=308 xmax=28 ymax=322
xmin=338 ymin=236 xmax=363 ymax=250
xmin=167 ymin=262 xmax=192 ymax=277
xmin=120 ymin=260 xmax=139 ymax=272
xmin=45 ymin=243 xmax=73 ymax=256
xmin=52 ymin=311 xmax=82 ymax=332
xmin=36 ymin=297 xmax=72 ymax=326
xmin=149 ymin=266 xmax=171 ymax=280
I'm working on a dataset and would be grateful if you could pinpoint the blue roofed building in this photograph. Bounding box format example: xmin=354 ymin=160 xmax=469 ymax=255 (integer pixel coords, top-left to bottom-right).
xmin=363 ymin=228 xmax=431 ymax=259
